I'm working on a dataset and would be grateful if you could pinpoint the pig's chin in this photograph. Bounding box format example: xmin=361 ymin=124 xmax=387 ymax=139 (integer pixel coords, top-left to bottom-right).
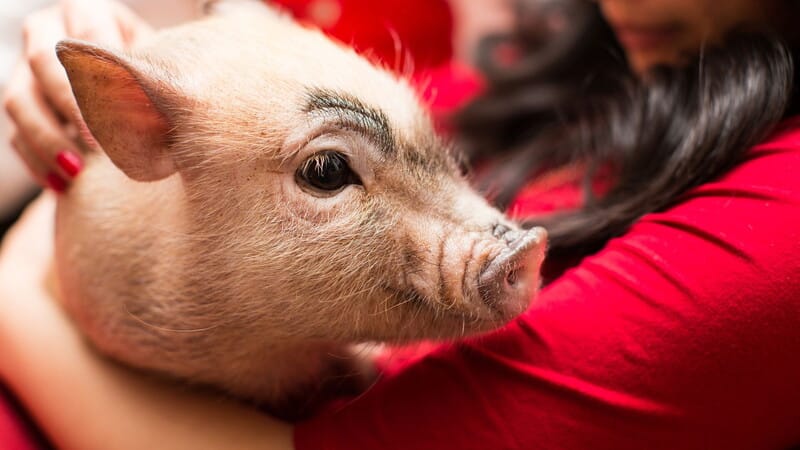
xmin=408 ymin=286 xmax=538 ymax=339
xmin=380 ymin=269 xmax=541 ymax=340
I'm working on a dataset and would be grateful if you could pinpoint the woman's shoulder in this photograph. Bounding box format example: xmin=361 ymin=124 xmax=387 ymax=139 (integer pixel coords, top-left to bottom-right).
xmin=605 ymin=114 xmax=800 ymax=285
xmin=517 ymin=114 xmax=800 ymax=344
xmin=537 ymin=114 xmax=800 ymax=320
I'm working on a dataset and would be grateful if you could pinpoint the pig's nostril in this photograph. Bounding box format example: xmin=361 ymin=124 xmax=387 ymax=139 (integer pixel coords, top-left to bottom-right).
xmin=506 ymin=267 xmax=521 ymax=286
xmin=492 ymin=223 xmax=511 ymax=239
xmin=478 ymin=227 xmax=547 ymax=316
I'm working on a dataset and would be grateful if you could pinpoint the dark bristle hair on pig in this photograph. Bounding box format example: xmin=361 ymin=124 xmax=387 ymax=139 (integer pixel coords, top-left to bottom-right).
xmin=52 ymin=0 xmax=546 ymax=419
xmin=458 ymin=0 xmax=799 ymax=262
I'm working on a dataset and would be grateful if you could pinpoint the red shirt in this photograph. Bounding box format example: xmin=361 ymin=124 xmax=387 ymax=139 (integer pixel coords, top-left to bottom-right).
xmin=295 ymin=120 xmax=800 ymax=449
xmin=0 ymin=387 xmax=40 ymax=450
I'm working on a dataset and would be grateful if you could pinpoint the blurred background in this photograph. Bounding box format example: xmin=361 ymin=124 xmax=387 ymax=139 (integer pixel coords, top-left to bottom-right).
xmin=0 ymin=1 xmax=50 ymax=230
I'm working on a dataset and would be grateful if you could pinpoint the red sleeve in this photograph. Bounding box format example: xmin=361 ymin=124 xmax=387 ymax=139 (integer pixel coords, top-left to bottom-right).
xmin=0 ymin=387 xmax=43 ymax=450
xmin=295 ymin=120 xmax=800 ymax=450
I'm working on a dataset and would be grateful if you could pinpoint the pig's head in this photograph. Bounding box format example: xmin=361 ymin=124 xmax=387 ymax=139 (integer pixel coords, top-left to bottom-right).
xmin=56 ymin=1 xmax=546 ymax=345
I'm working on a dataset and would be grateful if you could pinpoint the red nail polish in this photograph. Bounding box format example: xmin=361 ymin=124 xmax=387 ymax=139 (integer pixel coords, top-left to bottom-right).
xmin=56 ymin=150 xmax=83 ymax=177
xmin=46 ymin=173 xmax=67 ymax=193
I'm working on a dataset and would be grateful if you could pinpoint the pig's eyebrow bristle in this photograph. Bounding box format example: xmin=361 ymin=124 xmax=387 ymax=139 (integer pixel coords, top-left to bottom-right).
xmin=304 ymin=89 xmax=395 ymax=155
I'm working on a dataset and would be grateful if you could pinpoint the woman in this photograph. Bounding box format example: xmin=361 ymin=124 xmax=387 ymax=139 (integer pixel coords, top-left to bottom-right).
xmin=2 ymin=0 xmax=800 ymax=449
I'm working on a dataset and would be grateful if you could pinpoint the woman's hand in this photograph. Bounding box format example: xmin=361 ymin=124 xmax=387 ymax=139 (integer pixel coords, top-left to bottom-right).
xmin=2 ymin=0 xmax=152 ymax=192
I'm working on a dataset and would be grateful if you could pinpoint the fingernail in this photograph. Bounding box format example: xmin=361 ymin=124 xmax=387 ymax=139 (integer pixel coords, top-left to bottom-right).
xmin=56 ymin=150 xmax=83 ymax=177
xmin=46 ymin=173 xmax=67 ymax=193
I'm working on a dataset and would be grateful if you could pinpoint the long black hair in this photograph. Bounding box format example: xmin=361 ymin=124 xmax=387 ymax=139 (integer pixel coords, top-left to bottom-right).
xmin=458 ymin=0 xmax=797 ymax=260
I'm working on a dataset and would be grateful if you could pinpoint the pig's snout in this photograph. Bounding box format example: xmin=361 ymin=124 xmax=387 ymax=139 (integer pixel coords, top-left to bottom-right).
xmin=478 ymin=226 xmax=547 ymax=319
xmin=400 ymin=220 xmax=546 ymax=330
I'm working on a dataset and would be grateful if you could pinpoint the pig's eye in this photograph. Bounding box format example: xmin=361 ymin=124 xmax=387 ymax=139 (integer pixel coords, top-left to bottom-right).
xmin=297 ymin=151 xmax=361 ymax=193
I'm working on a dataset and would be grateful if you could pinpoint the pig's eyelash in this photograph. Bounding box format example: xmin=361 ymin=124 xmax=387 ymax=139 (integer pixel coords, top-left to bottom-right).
xmin=296 ymin=150 xmax=362 ymax=193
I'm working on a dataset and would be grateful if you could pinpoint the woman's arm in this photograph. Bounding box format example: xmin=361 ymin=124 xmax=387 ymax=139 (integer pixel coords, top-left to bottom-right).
xmin=0 ymin=195 xmax=294 ymax=450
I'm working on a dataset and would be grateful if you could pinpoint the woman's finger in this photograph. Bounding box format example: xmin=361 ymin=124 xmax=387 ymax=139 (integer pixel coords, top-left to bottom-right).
xmin=61 ymin=0 xmax=124 ymax=47
xmin=22 ymin=7 xmax=81 ymax=125
xmin=9 ymin=131 xmax=64 ymax=193
xmin=3 ymin=64 xmax=82 ymax=190
xmin=9 ymin=127 xmax=40 ymax=181
xmin=110 ymin=1 xmax=154 ymax=46
xmin=10 ymin=127 xmax=67 ymax=194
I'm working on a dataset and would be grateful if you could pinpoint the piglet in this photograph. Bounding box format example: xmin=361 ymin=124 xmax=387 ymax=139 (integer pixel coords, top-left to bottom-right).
xmin=53 ymin=0 xmax=546 ymax=416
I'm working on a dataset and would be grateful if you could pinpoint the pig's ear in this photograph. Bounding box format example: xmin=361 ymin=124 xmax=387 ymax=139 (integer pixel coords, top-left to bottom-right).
xmin=56 ymin=39 xmax=176 ymax=182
